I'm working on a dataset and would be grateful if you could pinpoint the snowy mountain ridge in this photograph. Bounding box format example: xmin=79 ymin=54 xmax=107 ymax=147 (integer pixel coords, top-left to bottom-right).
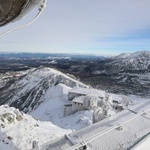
xmin=0 ymin=66 xmax=87 ymax=113
xmin=106 ymin=50 xmax=150 ymax=73
xmin=115 ymin=50 xmax=150 ymax=60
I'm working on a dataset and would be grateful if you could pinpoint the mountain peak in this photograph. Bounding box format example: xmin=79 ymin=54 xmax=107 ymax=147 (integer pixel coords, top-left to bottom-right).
xmin=106 ymin=50 xmax=150 ymax=73
xmin=116 ymin=50 xmax=150 ymax=59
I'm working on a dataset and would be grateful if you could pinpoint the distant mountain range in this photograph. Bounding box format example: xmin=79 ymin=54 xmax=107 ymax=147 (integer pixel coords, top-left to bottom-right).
xmin=0 ymin=52 xmax=106 ymax=59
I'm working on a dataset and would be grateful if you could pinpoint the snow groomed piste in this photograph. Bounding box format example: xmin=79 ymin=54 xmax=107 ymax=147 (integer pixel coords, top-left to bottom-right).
xmin=36 ymin=100 xmax=150 ymax=150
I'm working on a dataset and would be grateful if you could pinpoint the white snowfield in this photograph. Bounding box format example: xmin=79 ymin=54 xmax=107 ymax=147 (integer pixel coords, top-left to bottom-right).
xmin=41 ymin=100 xmax=150 ymax=150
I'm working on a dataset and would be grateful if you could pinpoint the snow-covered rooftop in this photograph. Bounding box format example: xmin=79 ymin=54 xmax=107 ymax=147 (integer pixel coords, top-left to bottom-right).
xmin=72 ymin=94 xmax=101 ymax=104
xmin=69 ymin=87 xmax=105 ymax=97
xmin=72 ymin=96 xmax=85 ymax=104
xmin=42 ymin=100 xmax=150 ymax=150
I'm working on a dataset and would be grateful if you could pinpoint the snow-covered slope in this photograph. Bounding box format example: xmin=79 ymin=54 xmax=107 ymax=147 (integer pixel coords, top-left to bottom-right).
xmin=106 ymin=50 xmax=150 ymax=73
xmin=0 ymin=66 xmax=87 ymax=113
xmin=29 ymin=83 xmax=93 ymax=130
xmin=0 ymin=65 xmax=149 ymax=150
xmin=0 ymin=105 xmax=71 ymax=150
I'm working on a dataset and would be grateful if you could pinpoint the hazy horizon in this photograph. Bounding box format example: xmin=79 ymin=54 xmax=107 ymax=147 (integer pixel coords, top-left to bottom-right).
xmin=0 ymin=49 xmax=150 ymax=57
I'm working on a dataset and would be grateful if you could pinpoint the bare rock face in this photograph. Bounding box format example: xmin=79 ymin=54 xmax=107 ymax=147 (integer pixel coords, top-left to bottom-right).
xmin=0 ymin=0 xmax=27 ymax=26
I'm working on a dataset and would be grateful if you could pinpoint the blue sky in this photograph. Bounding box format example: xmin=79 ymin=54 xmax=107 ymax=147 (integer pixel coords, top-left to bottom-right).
xmin=0 ymin=0 xmax=150 ymax=56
